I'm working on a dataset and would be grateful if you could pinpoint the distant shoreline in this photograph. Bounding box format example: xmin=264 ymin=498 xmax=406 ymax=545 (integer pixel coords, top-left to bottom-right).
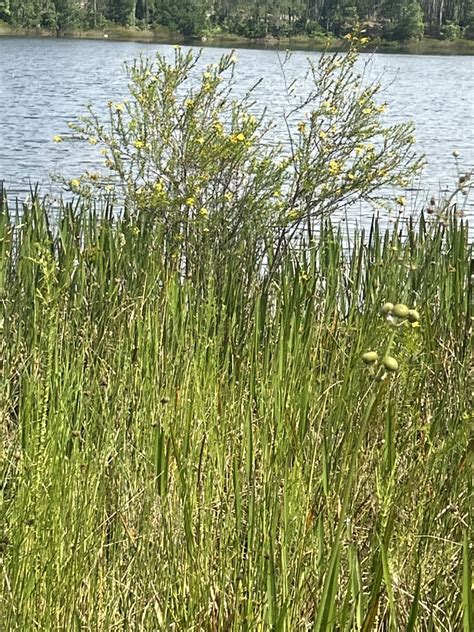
xmin=1 ymin=22 xmax=474 ymax=55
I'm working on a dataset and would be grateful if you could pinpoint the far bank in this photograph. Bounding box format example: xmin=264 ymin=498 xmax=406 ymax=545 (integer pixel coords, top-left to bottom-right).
xmin=1 ymin=21 xmax=474 ymax=55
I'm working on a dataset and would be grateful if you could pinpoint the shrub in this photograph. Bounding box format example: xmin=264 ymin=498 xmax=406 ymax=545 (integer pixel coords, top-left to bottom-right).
xmin=440 ymin=20 xmax=462 ymax=40
xmin=61 ymin=40 xmax=423 ymax=282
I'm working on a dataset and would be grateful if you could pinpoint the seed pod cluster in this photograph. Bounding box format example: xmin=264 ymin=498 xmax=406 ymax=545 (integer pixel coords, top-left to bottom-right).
xmin=381 ymin=301 xmax=421 ymax=323
xmin=362 ymin=350 xmax=399 ymax=373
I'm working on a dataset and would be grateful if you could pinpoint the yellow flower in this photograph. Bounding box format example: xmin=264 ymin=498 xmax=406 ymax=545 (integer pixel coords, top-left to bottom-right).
xmin=286 ymin=210 xmax=299 ymax=221
xmin=297 ymin=122 xmax=306 ymax=133
xmin=213 ymin=121 xmax=224 ymax=135
xmin=114 ymin=103 xmax=125 ymax=113
xmin=185 ymin=98 xmax=195 ymax=109
xmin=100 ymin=148 xmax=108 ymax=156
xmin=328 ymin=160 xmax=341 ymax=176
xmin=395 ymin=196 xmax=407 ymax=207
xmin=197 ymin=136 xmax=205 ymax=145
xmin=88 ymin=137 xmax=98 ymax=145
xmin=185 ymin=196 xmax=196 ymax=207
xmin=224 ymin=192 xmax=233 ymax=202
xmin=347 ymin=172 xmax=356 ymax=181
xmin=229 ymin=132 xmax=245 ymax=143
xmin=318 ymin=130 xmax=328 ymax=141
xmin=360 ymin=36 xmax=370 ymax=45
xmin=53 ymin=135 xmax=62 ymax=143
xmin=69 ymin=178 xmax=80 ymax=188
xmin=154 ymin=181 xmax=165 ymax=193
xmin=343 ymin=33 xmax=353 ymax=41
xmin=134 ymin=139 xmax=145 ymax=150
xmin=199 ymin=207 xmax=209 ymax=218
xmin=362 ymin=107 xmax=373 ymax=115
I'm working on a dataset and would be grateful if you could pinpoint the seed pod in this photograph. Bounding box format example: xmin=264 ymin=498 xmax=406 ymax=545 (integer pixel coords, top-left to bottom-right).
xmin=383 ymin=356 xmax=398 ymax=372
xmin=393 ymin=303 xmax=409 ymax=319
xmin=381 ymin=302 xmax=394 ymax=315
xmin=407 ymin=309 xmax=420 ymax=323
xmin=362 ymin=351 xmax=378 ymax=365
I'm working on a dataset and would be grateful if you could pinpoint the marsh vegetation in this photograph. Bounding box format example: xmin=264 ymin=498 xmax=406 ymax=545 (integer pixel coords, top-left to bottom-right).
xmin=0 ymin=42 xmax=472 ymax=630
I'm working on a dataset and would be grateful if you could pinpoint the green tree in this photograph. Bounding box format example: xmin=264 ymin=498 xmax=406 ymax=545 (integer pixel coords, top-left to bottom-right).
xmin=0 ymin=0 xmax=11 ymax=22
xmin=382 ymin=0 xmax=424 ymax=40
xmin=155 ymin=0 xmax=206 ymax=35
xmin=107 ymin=0 xmax=137 ymax=25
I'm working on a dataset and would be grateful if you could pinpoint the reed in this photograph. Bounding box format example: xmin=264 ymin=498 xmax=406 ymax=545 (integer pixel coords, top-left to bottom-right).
xmin=0 ymin=190 xmax=471 ymax=629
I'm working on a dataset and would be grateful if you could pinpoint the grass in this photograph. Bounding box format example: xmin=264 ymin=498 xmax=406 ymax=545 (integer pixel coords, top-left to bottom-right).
xmin=0 ymin=189 xmax=471 ymax=629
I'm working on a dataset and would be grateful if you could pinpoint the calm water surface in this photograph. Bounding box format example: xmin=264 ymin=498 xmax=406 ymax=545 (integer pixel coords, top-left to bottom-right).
xmin=0 ymin=37 xmax=473 ymax=225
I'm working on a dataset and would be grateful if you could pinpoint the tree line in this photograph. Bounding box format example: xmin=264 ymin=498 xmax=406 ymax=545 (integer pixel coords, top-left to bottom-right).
xmin=1 ymin=0 xmax=473 ymax=41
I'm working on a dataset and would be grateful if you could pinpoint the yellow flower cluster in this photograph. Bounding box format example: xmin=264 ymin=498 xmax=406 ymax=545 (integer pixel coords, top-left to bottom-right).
xmin=328 ymin=160 xmax=341 ymax=176
xmin=213 ymin=121 xmax=224 ymax=135
xmin=321 ymin=101 xmax=338 ymax=116
xmin=229 ymin=132 xmax=245 ymax=144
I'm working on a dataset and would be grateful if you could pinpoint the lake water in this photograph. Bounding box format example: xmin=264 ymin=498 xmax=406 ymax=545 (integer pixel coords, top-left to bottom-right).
xmin=0 ymin=37 xmax=473 ymax=226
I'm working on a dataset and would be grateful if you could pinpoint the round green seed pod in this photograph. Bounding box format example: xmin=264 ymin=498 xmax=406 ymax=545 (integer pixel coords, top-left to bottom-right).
xmin=381 ymin=302 xmax=394 ymax=315
xmin=362 ymin=351 xmax=378 ymax=365
xmin=393 ymin=303 xmax=409 ymax=319
xmin=382 ymin=356 xmax=399 ymax=372
xmin=407 ymin=309 xmax=420 ymax=323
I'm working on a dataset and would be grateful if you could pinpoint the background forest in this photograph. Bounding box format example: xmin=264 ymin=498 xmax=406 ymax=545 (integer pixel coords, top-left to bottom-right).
xmin=1 ymin=0 xmax=474 ymax=41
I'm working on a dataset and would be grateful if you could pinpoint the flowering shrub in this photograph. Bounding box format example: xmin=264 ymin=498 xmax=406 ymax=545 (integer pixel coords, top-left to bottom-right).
xmin=61 ymin=41 xmax=423 ymax=278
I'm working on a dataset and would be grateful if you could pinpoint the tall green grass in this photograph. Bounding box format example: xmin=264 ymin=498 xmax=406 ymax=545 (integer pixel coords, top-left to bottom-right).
xmin=0 ymin=194 xmax=472 ymax=629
